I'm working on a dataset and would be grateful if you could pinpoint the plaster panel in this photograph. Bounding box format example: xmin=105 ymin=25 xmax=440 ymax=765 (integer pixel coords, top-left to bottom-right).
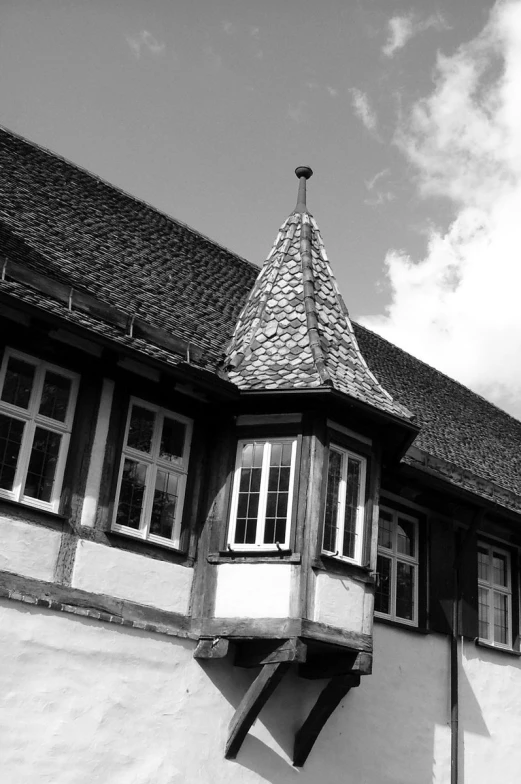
xmin=314 ymin=571 xmax=373 ymax=635
xmin=0 ymin=602 xmax=456 ymax=784
xmin=213 ymin=563 xmax=294 ymax=618
xmin=72 ymin=540 xmax=192 ymax=614
xmin=461 ymin=639 xmax=521 ymax=782
xmin=0 ymin=514 xmax=61 ymax=582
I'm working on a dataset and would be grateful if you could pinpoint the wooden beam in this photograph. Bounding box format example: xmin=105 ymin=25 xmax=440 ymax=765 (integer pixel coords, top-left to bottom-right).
xmin=234 ymin=638 xmax=307 ymax=668
xmin=196 ymin=617 xmax=301 ymax=640
xmin=293 ymin=673 xmax=361 ymax=767
xmin=300 ymin=619 xmax=372 ymax=652
xmin=193 ymin=637 xmax=229 ymax=660
xmin=225 ymin=661 xmax=291 ymax=759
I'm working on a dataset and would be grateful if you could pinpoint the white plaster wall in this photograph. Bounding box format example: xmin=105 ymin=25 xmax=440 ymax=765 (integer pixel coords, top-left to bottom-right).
xmin=72 ymin=540 xmax=192 ymax=614
xmin=213 ymin=563 xmax=295 ymax=618
xmin=0 ymin=602 xmax=456 ymax=784
xmin=461 ymin=639 xmax=521 ymax=782
xmin=0 ymin=515 xmax=61 ymax=582
xmin=314 ymin=571 xmax=373 ymax=635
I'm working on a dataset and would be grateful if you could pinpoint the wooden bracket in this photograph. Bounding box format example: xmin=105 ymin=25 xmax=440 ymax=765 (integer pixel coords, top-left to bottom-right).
xmin=225 ymin=661 xmax=291 ymax=759
xmin=234 ymin=638 xmax=307 ymax=668
xmin=293 ymin=672 xmax=361 ymax=767
xmin=193 ymin=637 xmax=229 ymax=660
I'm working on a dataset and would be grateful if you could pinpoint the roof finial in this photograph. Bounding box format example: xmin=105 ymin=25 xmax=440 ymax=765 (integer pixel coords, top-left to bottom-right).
xmin=294 ymin=166 xmax=313 ymax=214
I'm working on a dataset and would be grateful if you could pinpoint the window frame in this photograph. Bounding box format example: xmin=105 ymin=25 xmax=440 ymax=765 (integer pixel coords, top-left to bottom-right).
xmin=477 ymin=540 xmax=513 ymax=650
xmin=227 ymin=436 xmax=298 ymax=551
xmin=111 ymin=396 xmax=193 ymax=550
xmin=374 ymin=505 xmax=420 ymax=627
xmin=321 ymin=443 xmax=367 ymax=566
xmin=0 ymin=347 xmax=80 ymax=513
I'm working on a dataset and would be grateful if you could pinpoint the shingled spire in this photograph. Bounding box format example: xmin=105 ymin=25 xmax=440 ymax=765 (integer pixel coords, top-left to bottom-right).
xmin=224 ymin=169 xmax=412 ymax=421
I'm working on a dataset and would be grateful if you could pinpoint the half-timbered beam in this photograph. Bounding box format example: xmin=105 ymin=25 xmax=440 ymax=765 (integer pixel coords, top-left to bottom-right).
xmin=225 ymin=661 xmax=291 ymax=759
xmin=293 ymin=673 xmax=361 ymax=767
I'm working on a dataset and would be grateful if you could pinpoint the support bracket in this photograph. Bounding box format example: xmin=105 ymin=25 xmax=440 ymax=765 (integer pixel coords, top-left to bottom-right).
xmin=293 ymin=672 xmax=361 ymax=767
xmin=225 ymin=660 xmax=291 ymax=759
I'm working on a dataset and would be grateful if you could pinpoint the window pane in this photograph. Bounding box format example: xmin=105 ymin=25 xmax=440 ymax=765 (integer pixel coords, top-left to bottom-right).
xmin=493 ymin=592 xmax=508 ymax=645
xmin=1 ymin=357 xmax=35 ymax=409
xmin=396 ymin=561 xmax=415 ymax=621
xmin=397 ymin=518 xmax=415 ymax=556
xmin=160 ymin=418 xmax=186 ymax=463
xmin=0 ymin=414 xmax=24 ymax=491
xmin=342 ymin=457 xmax=361 ymax=559
xmin=24 ymin=427 xmax=61 ymax=502
xmin=127 ymin=406 xmax=155 ymax=453
xmin=323 ymin=449 xmax=342 ymax=553
xmin=378 ymin=509 xmax=393 ymax=549
xmin=150 ymin=470 xmax=179 ymax=539
xmin=492 ymin=553 xmax=507 ymax=587
xmin=375 ymin=555 xmax=391 ymax=615
xmin=234 ymin=443 xmax=262 ymax=544
xmin=478 ymin=548 xmax=489 ymax=582
xmin=116 ymin=459 xmax=147 ymax=529
xmin=39 ymin=372 xmax=71 ymax=422
xmin=478 ymin=586 xmax=489 ymax=640
xmin=264 ymin=441 xmax=292 ymax=545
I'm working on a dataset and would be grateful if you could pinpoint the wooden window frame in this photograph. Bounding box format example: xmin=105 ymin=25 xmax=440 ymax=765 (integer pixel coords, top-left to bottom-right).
xmin=0 ymin=347 xmax=79 ymax=513
xmin=321 ymin=443 xmax=367 ymax=566
xmin=111 ymin=396 xmax=193 ymax=550
xmin=477 ymin=540 xmax=514 ymax=650
xmin=375 ymin=505 xmax=420 ymax=627
xmin=227 ymin=436 xmax=298 ymax=552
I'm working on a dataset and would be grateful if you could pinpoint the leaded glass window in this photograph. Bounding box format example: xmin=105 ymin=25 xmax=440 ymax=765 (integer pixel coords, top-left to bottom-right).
xmin=477 ymin=542 xmax=512 ymax=648
xmin=322 ymin=445 xmax=366 ymax=563
xmin=374 ymin=507 xmax=419 ymax=625
xmin=112 ymin=399 xmax=192 ymax=548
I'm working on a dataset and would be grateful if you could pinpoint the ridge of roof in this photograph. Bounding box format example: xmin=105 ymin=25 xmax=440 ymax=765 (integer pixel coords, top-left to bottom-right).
xmin=0 ymin=124 xmax=259 ymax=276
xmin=224 ymin=191 xmax=412 ymax=421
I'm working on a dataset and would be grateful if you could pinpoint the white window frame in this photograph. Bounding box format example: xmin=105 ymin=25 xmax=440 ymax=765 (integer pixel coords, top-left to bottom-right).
xmin=478 ymin=541 xmax=513 ymax=649
xmin=227 ymin=438 xmax=297 ymax=551
xmin=0 ymin=348 xmax=79 ymax=513
xmin=112 ymin=397 xmax=193 ymax=549
xmin=374 ymin=506 xmax=419 ymax=627
xmin=321 ymin=444 xmax=367 ymax=565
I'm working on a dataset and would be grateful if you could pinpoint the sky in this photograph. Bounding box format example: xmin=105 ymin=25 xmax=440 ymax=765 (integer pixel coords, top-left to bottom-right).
xmin=2 ymin=0 xmax=521 ymax=417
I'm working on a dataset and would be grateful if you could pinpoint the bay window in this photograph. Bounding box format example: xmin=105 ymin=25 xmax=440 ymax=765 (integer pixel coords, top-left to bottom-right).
xmin=0 ymin=349 xmax=79 ymax=512
xmin=112 ymin=398 xmax=192 ymax=549
xmin=228 ymin=438 xmax=297 ymax=550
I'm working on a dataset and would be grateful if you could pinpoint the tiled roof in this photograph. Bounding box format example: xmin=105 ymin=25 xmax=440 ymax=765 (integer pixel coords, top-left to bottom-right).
xmin=1 ymin=127 xmax=521 ymax=508
xmin=0 ymin=126 xmax=257 ymax=370
xmin=224 ymin=205 xmax=411 ymax=421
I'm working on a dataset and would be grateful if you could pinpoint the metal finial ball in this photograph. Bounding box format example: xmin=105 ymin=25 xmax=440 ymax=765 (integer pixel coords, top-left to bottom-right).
xmin=295 ymin=166 xmax=313 ymax=180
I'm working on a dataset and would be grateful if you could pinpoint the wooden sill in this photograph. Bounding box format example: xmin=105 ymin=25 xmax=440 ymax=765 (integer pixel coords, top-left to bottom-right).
xmin=475 ymin=639 xmax=521 ymax=657
xmin=0 ymin=497 xmax=68 ymax=531
xmin=208 ymin=551 xmax=301 ymax=564
xmin=312 ymin=555 xmax=375 ymax=584
xmin=374 ymin=615 xmax=429 ymax=635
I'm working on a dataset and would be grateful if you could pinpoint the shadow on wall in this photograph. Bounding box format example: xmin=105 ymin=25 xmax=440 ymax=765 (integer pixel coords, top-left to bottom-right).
xmin=199 ymin=625 xmax=491 ymax=784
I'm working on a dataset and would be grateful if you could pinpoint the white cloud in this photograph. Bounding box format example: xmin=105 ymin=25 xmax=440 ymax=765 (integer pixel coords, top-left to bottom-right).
xmin=363 ymin=1 xmax=521 ymax=417
xmin=350 ymin=88 xmax=378 ymax=133
xmin=222 ymin=21 xmax=236 ymax=35
xmin=326 ymin=85 xmax=338 ymax=98
xmin=383 ymin=12 xmax=449 ymax=57
xmin=287 ymin=100 xmax=308 ymax=124
xmin=126 ymin=30 xmax=165 ymax=59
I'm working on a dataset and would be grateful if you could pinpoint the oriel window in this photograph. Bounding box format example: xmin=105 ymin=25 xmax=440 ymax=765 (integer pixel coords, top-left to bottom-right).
xmin=322 ymin=445 xmax=366 ymax=564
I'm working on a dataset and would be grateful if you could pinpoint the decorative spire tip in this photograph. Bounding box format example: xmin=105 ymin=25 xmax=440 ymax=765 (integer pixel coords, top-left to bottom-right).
xmin=294 ymin=166 xmax=313 ymax=213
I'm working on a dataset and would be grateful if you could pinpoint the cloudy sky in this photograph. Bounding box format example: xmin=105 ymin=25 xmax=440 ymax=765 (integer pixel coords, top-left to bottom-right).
xmin=2 ymin=0 xmax=521 ymax=417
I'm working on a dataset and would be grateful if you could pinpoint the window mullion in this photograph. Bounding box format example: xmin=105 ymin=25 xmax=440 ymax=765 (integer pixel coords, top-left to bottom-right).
xmin=256 ymin=442 xmax=270 ymax=546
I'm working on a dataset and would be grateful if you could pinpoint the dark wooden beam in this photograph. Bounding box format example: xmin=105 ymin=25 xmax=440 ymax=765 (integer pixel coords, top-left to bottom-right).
xmin=225 ymin=661 xmax=291 ymax=759
xmin=234 ymin=638 xmax=307 ymax=668
xmin=293 ymin=673 xmax=361 ymax=767
xmin=193 ymin=637 xmax=229 ymax=660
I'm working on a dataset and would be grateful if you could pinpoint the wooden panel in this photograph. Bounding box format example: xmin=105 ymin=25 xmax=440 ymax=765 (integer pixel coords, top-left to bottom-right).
xmin=225 ymin=661 xmax=291 ymax=759
xmin=429 ymin=515 xmax=456 ymax=635
xmin=293 ymin=673 xmax=360 ymax=767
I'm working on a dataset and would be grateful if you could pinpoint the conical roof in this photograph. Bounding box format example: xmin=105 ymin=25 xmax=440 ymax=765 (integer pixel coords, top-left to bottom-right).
xmin=224 ymin=168 xmax=412 ymax=421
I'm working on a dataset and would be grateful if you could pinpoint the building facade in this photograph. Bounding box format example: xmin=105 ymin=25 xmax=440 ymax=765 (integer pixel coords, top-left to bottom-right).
xmin=1 ymin=129 xmax=521 ymax=783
